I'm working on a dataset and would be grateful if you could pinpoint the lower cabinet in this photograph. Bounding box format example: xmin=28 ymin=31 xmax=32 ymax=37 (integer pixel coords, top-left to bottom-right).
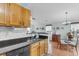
xmin=39 ymin=40 xmax=45 ymax=56
xmin=30 ymin=47 xmax=39 ymax=56
xmin=44 ymin=39 xmax=48 ymax=54
xmin=30 ymin=42 xmax=40 ymax=56
xmin=30 ymin=39 xmax=48 ymax=56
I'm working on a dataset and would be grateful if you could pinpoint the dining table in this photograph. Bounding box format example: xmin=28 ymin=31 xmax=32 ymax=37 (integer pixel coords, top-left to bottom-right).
xmin=60 ymin=37 xmax=78 ymax=55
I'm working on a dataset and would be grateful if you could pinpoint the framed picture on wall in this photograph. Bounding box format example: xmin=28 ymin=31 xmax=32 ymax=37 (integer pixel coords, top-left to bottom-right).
xmin=56 ymin=27 xmax=59 ymax=30
xmin=61 ymin=27 xmax=64 ymax=29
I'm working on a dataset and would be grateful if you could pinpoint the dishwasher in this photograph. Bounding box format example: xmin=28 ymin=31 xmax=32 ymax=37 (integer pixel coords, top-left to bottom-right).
xmin=23 ymin=45 xmax=30 ymax=56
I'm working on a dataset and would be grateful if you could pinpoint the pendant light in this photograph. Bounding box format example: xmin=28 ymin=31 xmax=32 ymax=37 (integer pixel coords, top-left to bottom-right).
xmin=62 ymin=11 xmax=71 ymax=25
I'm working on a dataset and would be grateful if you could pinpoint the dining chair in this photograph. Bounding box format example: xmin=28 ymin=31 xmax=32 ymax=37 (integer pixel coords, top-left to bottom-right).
xmin=57 ymin=38 xmax=68 ymax=50
xmin=58 ymin=37 xmax=78 ymax=55
xmin=68 ymin=37 xmax=78 ymax=55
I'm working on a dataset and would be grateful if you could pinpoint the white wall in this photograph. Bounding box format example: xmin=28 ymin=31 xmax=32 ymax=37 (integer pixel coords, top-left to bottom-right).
xmin=31 ymin=19 xmax=46 ymax=32
xmin=52 ymin=24 xmax=71 ymax=40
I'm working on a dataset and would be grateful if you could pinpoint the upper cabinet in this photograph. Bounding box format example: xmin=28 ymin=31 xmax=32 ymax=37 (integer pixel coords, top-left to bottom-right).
xmin=0 ymin=3 xmax=31 ymax=27
xmin=9 ymin=3 xmax=21 ymax=26
xmin=21 ymin=7 xmax=31 ymax=27
xmin=0 ymin=4 xmax=5 ymax=26
xmin=5 ymin=4 xmax=10 ymax=26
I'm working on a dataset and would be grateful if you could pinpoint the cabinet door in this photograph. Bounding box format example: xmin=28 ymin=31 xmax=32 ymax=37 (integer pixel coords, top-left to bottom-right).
xmin=30 ymin=47 xmax=38 ymax=56
xmin=5 ymin=3 xmax=10 ymax=26
xmin=0 ymin=3 xmax=5 ymax=25
xmin=9 ymin=3 xmax=21 ymax=26
xmin=25 ymin=10 xmax=31 ymax=27
xmin=44 ymin=39 xmax=48 ymax=54
xmin=39 ymin=40 xmax=45 ymax=56
xmin=21 ymin=7 xmax=31 ymax=27
xmin=30 ymin=42 xmax=39 ymax=56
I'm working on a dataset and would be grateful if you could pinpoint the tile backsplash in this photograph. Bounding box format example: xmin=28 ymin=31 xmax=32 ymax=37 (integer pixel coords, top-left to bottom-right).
xmin=0 ymin=27 xmax=28 ymax=41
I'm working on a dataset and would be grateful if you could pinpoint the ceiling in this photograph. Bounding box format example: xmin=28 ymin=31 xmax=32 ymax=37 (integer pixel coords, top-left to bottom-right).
xmin=20 ymin=3 xmax=79 ymax=25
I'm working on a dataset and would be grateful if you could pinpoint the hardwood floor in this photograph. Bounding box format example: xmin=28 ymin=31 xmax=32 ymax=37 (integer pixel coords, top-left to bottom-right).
xmin=49 ymin=41 xmax=79 ymax=56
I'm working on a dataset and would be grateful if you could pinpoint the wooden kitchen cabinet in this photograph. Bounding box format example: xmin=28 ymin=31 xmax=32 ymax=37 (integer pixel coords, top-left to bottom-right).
xmin=0 ymin=3 xmax=31 ymax=27
xmin=0 ymin=3 xmax=11 ymax=26
xmin=30 ymin=39 xmax=48 ymax=56
xmin=30 ymin=42 xmax=40 ymax=56
xmin=30 ymin=47 xmax=38 ymax=56
xmin=9 ymin=3 xmax=21 ymax=26
xmin=21 ymin=7 xmax=31 ymax=27
xmin=39 ymin=40 xmax=45 ymax=56
xmin=9 ymin=3 xmax=31 ymax=27
xmin=0 ymin=3 xmax=10 ymax=26
xmin=5 ymin=3 xmax=10 ymax=26
xmin=44 ymin=39 xmax=48 ymax=54
xmin=0 ymin=4 xmax=5 ymax=25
